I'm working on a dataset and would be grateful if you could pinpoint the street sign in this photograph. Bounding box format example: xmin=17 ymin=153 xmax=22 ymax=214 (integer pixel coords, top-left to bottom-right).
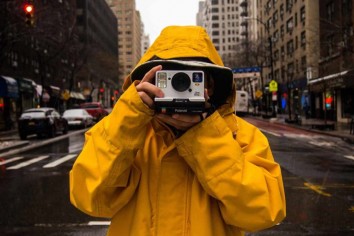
xmin=255 ymin=90 xmax=263 ymax=98
xmin=62 ymin=90 xmax=70 ymax=101
xmin=232 ymin=67 xmax=261 ymax=73
xmin=269 ymin=80 xmax=278 ymax=92
xmin=232 ymin=67 xmax=261 ymax=78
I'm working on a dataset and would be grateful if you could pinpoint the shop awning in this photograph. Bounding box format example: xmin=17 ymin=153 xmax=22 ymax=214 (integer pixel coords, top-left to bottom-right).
xmin=308 ymin=70 xmax=350 ymax=85
xmin=0 ymin=75 xmax=19 ymax=98
xmin=70 ymin=91 xmax=85 ymax=100
xmin=17 ymin=77 xmax=35 ymax=93
xmin=49 ymin=85 xmax=61 ymax=97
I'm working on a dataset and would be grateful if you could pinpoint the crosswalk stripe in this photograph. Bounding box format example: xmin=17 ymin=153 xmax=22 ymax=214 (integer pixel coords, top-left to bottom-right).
xmin=43 ymin=154 xmax=77 ymax=168
xmin=260 ymin=129 xmax=281 ymax=137
xmin=344 ymin=155 xmax=354 ymax=161
xmin=88 ymin=221 xmax=111 ymax=226
xmin=7 ymin=155 xmax=50 ymax=170
xmin=0 ymin=157 xmax=24 ymax=165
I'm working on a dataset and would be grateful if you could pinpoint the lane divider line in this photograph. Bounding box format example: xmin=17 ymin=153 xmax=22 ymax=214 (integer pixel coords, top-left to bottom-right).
xmin=304 ymin=182 xmax=331 ymax=197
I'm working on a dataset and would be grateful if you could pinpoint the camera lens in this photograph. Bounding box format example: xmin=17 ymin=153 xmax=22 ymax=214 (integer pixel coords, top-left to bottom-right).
xmin=171 ymin=72 xmax=191 ymax=92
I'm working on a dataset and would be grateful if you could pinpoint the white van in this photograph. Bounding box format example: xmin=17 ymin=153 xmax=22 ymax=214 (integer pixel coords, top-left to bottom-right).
xmin=235 ymin=90 xmax=249 ymax=116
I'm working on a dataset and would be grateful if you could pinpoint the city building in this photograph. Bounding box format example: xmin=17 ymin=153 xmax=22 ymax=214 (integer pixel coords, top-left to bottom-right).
xmin=198 ymin=0 xmax=248 ymax=68
xmin=198 ymin=0 xmax=259 ymax=114
xmin=109 ymin=0 xmax=142 ymax=86
xmin=0 ymin=0 xmax=119 ymax=131
xmin=141 ymin=23 xmax=150 ymax=56
xmin=251 ymin=0 xmax=321 ymax=121
xmin=308 ymin=0 xmax=354 ymax=123
xmin=76 ymin=0 xmax=119 ymax=107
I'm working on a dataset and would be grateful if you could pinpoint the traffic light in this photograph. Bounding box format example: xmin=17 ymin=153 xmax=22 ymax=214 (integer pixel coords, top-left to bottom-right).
xmin=24 ymin=3 xmax=35 ymax=27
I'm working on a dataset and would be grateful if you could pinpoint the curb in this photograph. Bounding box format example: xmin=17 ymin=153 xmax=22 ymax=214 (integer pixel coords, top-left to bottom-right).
xmin=0 ymin=129 xmax=87 ymax=156
xmin=247 ymin=116 xmax=354 ymax=144
xmin=0 ymin=141 xmax=30 ymax=154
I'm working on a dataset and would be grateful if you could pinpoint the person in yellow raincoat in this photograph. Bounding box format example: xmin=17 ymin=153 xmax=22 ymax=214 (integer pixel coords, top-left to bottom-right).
xmin=70 ymin=25 xmax=286 ymax=236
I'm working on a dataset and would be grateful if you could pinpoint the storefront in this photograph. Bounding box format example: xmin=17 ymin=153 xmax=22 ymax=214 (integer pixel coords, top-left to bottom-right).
xmin=0 ymin=76 xmax=19 ymax=131
xmin=16 ymin=77 xmax=36 ymax=115
xmin=308 ymin=70 xmax=354 ymax=122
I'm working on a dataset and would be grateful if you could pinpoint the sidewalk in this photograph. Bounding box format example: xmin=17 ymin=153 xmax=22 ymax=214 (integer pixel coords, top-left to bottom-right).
xmin=257 ymin=113 xmax=354 ymax=144
xmin=0 ymin=130 xmax=29 ymax=154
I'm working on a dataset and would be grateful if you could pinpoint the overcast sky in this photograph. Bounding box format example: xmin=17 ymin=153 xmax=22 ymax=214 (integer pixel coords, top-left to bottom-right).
xmin=135 ymin=0 xmax=202 ymax=43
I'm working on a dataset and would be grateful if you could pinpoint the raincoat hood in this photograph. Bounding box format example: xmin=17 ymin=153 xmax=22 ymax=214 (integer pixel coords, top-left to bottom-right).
xmin=123 ymin=25 xmax=234 ymax=106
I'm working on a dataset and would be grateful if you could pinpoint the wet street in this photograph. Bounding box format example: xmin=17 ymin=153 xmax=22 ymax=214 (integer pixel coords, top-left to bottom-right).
xmin=0 ymin=118 xmax=353 ymax=235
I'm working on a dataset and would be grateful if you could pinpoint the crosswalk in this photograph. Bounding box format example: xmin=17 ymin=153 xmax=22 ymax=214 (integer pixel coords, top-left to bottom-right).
xmin=0 ymin=153 xmax=78 ymax=170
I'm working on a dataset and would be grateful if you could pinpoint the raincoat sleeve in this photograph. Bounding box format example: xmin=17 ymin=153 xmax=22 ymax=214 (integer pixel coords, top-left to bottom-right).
xmin=69 ymin=83 xmax=153 ymax=218
xmin=175 ymin=111 xmax=286 ymax=232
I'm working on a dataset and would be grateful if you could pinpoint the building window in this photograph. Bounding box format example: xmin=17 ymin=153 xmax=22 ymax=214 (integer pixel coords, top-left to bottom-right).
xmin=287 ymin=40 xmax=294 ymax=55
xmin=280 ymin=4 xmax=284 ymax=19
xmin=301 ymin=31 xmax=306 ymax=47
xmin=300 ymin=6 xmax=305 ymax=23
xmin=286 ymin=0 xmax=293 ymax=11
xmin=286 ymin=17 xmax=293 ymax=33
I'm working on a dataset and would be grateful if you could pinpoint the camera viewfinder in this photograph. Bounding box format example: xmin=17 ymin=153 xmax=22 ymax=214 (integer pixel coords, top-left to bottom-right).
xmin=157 ymin=72 xmax=167 ymax=88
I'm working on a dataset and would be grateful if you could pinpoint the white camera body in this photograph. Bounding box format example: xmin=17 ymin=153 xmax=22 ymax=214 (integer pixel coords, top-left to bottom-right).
xmin=154 ymin=70 xmax=205 ymax=114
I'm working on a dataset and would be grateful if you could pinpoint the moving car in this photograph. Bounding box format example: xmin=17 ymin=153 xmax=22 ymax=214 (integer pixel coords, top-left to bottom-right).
xmin=80 ymin=102 xmax=108 ymax=122
xmin=63 ymin=108 xmax=94 ymax=128
xmin=18 ymin=107 xmax=68 ymax=140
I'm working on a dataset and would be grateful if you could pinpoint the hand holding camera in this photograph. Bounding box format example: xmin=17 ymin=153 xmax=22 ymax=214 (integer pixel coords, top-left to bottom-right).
xmin=154 ymin=70 xmax=206 ymax=114
xmin=135 ymin=65 xmax=164 ymax=109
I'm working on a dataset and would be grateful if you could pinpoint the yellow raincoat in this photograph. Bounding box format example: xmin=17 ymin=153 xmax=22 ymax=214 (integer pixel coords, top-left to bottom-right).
xmin=70 ymin=26 xmax=286 ymax=236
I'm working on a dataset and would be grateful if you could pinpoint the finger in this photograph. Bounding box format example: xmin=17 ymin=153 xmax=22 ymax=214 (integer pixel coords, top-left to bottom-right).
xmin=204 ymin=89 xmax=211 ymax=109
xmin=138 ymin=91 xmax=154 ymax=108
xmin=137 ymin=81 xmax=164 ymax=98
xmin=141 ymin=65 xmax=162 ymax=83
xmin=204 ymin=89 xmax=210 ymax=100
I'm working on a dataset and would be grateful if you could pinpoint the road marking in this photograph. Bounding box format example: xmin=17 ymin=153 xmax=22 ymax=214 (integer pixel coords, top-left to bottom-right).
xmin=344 ymin=155 xmax=354 ymax=161
xmin=7 ymin=155 xmax=49 ymax=170
xmin=43 ymin=154 xmax=77 ymax=168
xmin=260 ymin=129 xmax=281 ymax=137
xmin=88 ymin=221 xmax=111 ymax=226
xmin=309 ymin=141 xmax=333 ymax=147
xmin=0 ymin=156 xmax=24 ymax=165
xmin=304 ymin=182 xmax=331 ymax=197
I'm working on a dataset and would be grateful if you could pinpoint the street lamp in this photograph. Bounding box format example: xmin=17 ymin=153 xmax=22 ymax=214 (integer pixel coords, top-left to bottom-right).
xmin=244 ymin=17 xmax=275 ymax=81
xmin=243 ymin=17 xmax=276 ymax=117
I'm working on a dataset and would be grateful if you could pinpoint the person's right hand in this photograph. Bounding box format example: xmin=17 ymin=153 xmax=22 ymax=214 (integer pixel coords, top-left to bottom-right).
xmin=135 ymin=65 xmax=164 ymax=109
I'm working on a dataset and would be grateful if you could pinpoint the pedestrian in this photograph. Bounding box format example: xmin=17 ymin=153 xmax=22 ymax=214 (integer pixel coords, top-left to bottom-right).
xmin=69 ymin=25 xmax=286 ymax=236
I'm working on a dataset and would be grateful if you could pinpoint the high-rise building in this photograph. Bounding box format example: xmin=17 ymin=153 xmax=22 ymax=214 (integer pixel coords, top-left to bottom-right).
xmin=198 ymin=0 xmax=257 ymax=68
xmin=109 ymin=0 xmax=142 ymax=85
xmin=76 ymin=0 xmax=119 ymax=106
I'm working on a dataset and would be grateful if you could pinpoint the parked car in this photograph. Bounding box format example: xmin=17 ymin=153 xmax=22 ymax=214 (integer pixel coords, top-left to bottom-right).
xmin=18 ymin=107 xmax=68 ymax=140
xmin=63 ymin=108 xmax=94 ymax=128
xmin=80 ymin=102 xmax=108 ymax=122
